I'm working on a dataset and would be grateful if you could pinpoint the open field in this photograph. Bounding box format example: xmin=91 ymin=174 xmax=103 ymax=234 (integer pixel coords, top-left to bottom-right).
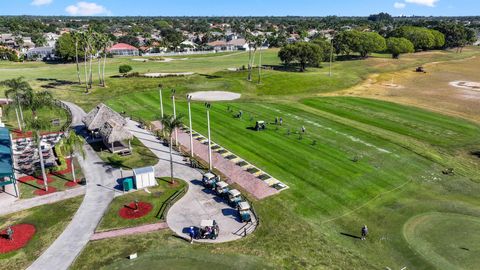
xmin=332 ymin=55 xmax=480 ymax=123
xmin=0 ymin=197 xmax=83 ymax=270
xmin=2 ymin=48 xmax=480 ymax=269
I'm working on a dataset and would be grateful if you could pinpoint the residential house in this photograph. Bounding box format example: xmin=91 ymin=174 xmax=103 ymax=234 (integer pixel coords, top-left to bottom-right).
xmin=26 ymin=46 xmax=55 ymax=60
xmin=108 ymin=43 xmax=140 ymax=56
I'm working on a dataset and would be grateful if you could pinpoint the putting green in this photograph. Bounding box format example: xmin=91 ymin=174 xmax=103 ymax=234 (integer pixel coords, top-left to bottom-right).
xmin=403 ymin=212 xmax=480 ymax=270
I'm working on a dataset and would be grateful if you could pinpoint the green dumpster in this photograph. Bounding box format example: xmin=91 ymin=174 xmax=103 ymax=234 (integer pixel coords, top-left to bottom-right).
xmin=122 ymin=177 xmax=134 ymax=192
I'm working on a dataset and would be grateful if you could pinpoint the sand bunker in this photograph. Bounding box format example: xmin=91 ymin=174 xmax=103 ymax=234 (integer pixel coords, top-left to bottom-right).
xmin=189 ymin=91 xmax=241 ymax=101
xmin=449 ymin=81 xmax=480 ymax=91
xmin=132 ymin=57 xmax=188 ymax=63
xmin=383 ymin=83 xmax=404 ymax=89
xmin=143 ymin=72 xmax=194 ymax=78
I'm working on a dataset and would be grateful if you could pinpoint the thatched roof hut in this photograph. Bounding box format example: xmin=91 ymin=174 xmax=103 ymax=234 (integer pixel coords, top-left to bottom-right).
xmin=99 ymin=119 xmax=133 ymax=144
xmin=83 ymin=103 xmax=126 ymax=131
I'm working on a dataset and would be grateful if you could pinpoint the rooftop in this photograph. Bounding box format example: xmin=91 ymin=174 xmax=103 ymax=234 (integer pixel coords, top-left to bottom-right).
xmin=0 ymin=128 xmax=13 ymax=177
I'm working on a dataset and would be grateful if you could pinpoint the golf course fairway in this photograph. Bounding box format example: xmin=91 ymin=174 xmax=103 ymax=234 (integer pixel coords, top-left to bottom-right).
xmin=403 ymin=212 xmax=480 ymax=270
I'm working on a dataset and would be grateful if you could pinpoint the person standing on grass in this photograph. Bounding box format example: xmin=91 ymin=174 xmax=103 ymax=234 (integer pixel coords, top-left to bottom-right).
xmin=361 ymin=225 xmax=368 ymax=240
xmin=279 ymin=117 xmax=283 ymax=125
xmin=189 ymin=226 xmax=195 ymax=244
xmin=301 ymin=125 xmax=306 ymax=133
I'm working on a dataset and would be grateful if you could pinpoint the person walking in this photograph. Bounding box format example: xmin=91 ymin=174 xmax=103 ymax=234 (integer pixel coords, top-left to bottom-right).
xmin=279 ymin=117 xmax=283 ymax=125
xmin=189 ymin=226 xmax=195 ymax=244
xmin=361 ymin=225 xmax=368 ymax=240
xmin=301 ymin=125 xmax=306 ymax=133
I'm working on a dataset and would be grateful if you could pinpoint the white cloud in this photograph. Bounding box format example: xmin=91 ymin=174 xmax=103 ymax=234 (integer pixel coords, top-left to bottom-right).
xmin=31 ymin=0 xmax=53 ymax=6
xmin=405 ymin=0 xmax=439 ymax=7
xmin=394 ymin=2 xmax=406 ymax=9
xmin=65 ymin=1 xmax=111 ymax=16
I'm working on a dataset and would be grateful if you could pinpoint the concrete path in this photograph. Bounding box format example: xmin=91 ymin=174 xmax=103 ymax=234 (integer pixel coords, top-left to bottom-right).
xmin=126 ymin=120 xmax=252 ymax=243
xmin=91 ymin=222 xmax=168 ymax=241
xmin=0 ymin=187 xmax=85 ymax=216
xmin=27 ymin=102 xmax=120 ymax=270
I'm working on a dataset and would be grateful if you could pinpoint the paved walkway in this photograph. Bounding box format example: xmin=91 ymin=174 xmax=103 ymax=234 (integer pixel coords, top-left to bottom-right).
xmin=127 ymin=120 xmax=252 ymax=243
xmin=91 ymin=222 xmax=168 ymax=241
xmin=0 ymin=187 xmax=85 ymax=216
xmin=28 ymin=102 xmax=120 ymax=270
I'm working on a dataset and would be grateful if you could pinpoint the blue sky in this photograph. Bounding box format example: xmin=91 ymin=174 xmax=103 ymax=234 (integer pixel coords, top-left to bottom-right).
xmin=2 ymin=0 xmax=479 ymax=16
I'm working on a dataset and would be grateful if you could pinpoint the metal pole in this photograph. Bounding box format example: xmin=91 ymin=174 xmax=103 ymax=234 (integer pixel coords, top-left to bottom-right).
xmin=206 ymin=104 xmax=212 ymax=171
xmin=159 ymin=86 xmax=164 ymax=118
xmin=187 ymin=95 xmax=194 ymax=158
xmin=172 ymin=90 xmax=178 ymax=146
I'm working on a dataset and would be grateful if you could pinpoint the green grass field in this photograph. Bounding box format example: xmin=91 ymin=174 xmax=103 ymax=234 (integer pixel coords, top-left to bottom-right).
xmin=2 ymin=48 xmax=480 ymax=269
xmin=0 ymin=197 xmax=83 ymax=270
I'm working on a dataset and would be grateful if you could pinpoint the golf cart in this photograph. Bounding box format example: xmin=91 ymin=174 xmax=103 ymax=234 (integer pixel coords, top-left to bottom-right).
xmin=255 ymin=121 xmax=266 ymax=131
xmin=198 ymin=219 xmax=219 ymax=240
xmin=416 ymin=66 xmax=426 ymax=73
xmin=228 ymin=189 xmax=243 ymax=207
xmin=202 ymin=172 xmax=219 ymax=189
xmin=215 ymin=181 xmax=230 ymax=197
xmin=238 ymin=201 xmax=252 ymax=223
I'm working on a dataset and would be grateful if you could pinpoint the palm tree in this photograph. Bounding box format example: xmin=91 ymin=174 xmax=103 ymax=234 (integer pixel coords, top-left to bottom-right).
xmin=101 ymin=34 xmax=111 ymax=87
xmin=1 ymin=77 xmax=32 ymax=131
xmin=24 ymin=90 xmax=53 ymax=191
xmin=59 ymin=130 xmax=85 ymax=184
xmin=81 ymin=31 xmax=90 ymax=93
xmin=72 ymin=31 xmax=82 ymax=85
xmin=160 ymin=114 xmax=184 ymax=184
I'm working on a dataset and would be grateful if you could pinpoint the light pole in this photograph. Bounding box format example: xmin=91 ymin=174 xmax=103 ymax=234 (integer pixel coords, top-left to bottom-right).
xmin=205 ymin=102 xmax=212 ymax=172
xmin=159 ymin=84 xmax=164 ymax=118
xmin=187 ymin=94 xmax=194 ymax=158
xmin=171 ymin=89 xmax=178 ymax=146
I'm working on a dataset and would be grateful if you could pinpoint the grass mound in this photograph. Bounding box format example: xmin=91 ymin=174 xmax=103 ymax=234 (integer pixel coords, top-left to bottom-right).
xmin=403 ymin=212 xmax=480 ymax=270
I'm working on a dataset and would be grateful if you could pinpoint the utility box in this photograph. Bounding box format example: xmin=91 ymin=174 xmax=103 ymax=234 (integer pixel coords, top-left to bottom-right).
xmin=133 ymin=166 xmax=156 ymax=189
xmin=122 ymin=177 xmax=134 ymax=192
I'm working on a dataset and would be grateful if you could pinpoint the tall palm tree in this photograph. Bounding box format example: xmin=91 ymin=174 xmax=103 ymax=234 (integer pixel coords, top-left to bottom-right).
xmin=1 ymin=77 xmax=31 ymax=131
xmin=81 ymin=31 xmax=90 ymax=93
xmin=101 ymin=34 xmax=111 ymax=87
xmin=160 ymin=114 xmax=184 ymax=184
xmin=72 ymin=31 xmax=82 ymax=85
xmin=59 ymin=130 xmax=85 ymax=183
xmin=24 ymin=90 xmax=53 ymax=191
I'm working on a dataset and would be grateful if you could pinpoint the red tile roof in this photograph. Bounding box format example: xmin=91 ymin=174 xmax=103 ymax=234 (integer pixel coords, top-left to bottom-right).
xmin=108 ymin=43 xmax=139 ymax=51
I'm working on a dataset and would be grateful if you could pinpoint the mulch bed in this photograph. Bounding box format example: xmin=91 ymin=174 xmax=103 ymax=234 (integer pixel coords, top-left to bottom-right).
xmin=64 ymin=181 xmax=79 ymax=188
xmin=36 ymin=176 xmax=54 ymax=185
xmin=34 ymin=187 xmax=58 ymax=196
xmin=118 ymin=202 xmax=153 ymax=220
xmin=0 ymin=224 xmax=36 ymax=254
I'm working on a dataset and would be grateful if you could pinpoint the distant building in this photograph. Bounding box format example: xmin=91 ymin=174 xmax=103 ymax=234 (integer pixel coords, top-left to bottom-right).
xmin=108 ymin=43 xmax=140 ymax=56
xmin=26 ymin=46 xmax=54 ymax=60
xmin=207 ymin=38 xmax=249 ymax=51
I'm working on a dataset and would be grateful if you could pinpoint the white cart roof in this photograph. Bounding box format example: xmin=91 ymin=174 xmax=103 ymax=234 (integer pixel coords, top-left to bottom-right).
xmin=216 ymin=181 xmax=229 ymax=188
xmin=203 ymin=172 xmax=215 ymax=179
xmin=133 ymin=166 xmax=155 ymax=175
xmin=200 ymin=219 xmax=214 ymax=227
xmin=238 ymin=201 xmax=250 ymax=210
xmin=228 ymin=189 xmax=241 ymax=197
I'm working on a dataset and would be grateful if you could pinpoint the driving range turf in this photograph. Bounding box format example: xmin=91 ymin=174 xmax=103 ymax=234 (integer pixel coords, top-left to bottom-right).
xmin=2 ymin=48 xmax=480 ymax=269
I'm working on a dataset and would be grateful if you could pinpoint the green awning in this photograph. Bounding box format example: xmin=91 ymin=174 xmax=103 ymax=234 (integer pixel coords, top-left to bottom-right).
xmin=0 ymin=127 xmax=14 ymax=178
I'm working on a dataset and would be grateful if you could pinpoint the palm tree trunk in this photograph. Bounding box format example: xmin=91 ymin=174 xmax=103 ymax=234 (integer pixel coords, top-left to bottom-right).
xmin=14 ymin=107 xmax=22 ymax=131
xmin=102 ymin=52 xmax=107 ymax=87
xmin=169 ymin=136 xmax=174 ymax=184
xmin=247 ymin=48 xmax=252 ymax=81
xmin=84 ymin=47 xmax=89 ymax=93
xmin=88 ymin=52 xmax=93 ymax=89
xmin=70 ymin=156 xmax=76 ymax=183
xmin=75 ymin=41 xmax=81 ymax=84
xmin=37 ymin=136 xmax=48 ymax=191
xmin=97 ymin=57 xmax=102 ymax=85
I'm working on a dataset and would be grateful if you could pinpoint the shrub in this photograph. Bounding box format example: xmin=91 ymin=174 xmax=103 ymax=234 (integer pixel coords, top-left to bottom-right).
xmin=119 ymin=64 xmax=133 ymax=75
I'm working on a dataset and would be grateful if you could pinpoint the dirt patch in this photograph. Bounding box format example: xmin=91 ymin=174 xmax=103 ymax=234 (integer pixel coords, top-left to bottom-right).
xmin=449 ymin=81 xmax=480 ymax=91
xmin=189 ymin=91 xmax=241 ymax=101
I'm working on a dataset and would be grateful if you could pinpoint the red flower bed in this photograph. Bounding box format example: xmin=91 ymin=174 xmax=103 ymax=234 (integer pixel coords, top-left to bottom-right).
xmin=34 ymin=187 xmax=57 ymax=196
xmin=64 ymin=181 xmax=78 ymax=188
xmin=118 ymin=202 xmax=153 ymax=220
xmin=36 ymin=176 xmax=54 ymax=185
xmin=0 ymin=224 xmax=36 ymax=254
xmin=54 ymin=158 xmax=72 ymax=175
xmin=18 ymin=175 xmax=37 ymax=182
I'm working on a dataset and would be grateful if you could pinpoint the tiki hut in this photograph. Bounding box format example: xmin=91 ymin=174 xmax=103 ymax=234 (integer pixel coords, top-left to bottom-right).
xmin=83 ymin=103 xmax=133 ymax=154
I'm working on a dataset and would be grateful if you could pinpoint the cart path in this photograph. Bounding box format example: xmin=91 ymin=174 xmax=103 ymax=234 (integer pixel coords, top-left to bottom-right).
xmin=0 ymin=187 xmax=85 ymax=216
xmin=126 ymin=120 xmax=253 ymax=243
xmin=91 ymin=222 xmax=168 ymax=241
xmin=28 ymin=102 xmax=120 ymax=270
